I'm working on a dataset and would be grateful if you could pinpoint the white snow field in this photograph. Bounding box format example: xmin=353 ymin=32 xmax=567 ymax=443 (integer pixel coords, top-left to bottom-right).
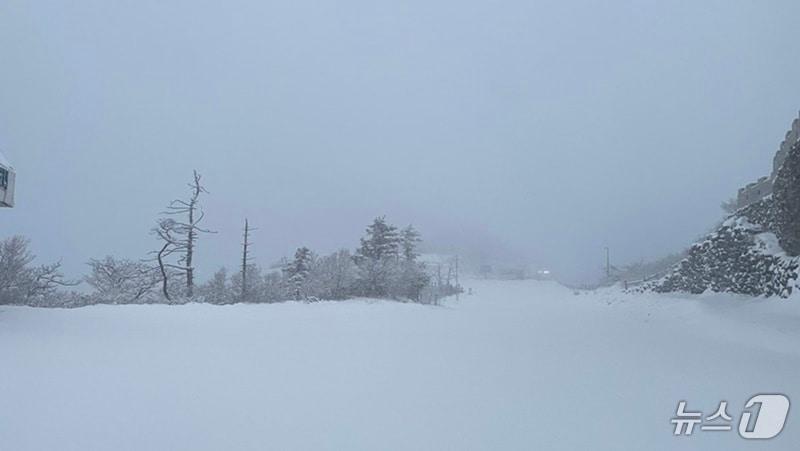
xmin=1 ymin=279 xmax=798 ymax=451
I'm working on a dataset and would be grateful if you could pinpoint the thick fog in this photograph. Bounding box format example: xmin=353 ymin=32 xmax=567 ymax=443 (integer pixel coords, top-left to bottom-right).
xmin=3 ymin=0 xmax=800 ymax=284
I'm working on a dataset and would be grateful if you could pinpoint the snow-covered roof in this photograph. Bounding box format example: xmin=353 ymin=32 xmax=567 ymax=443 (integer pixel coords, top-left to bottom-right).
xmin=0 ymin=150 xmax=10 ymax=168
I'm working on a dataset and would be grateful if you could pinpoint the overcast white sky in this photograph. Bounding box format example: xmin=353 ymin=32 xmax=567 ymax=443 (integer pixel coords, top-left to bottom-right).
xmin=3 ymin=0 xmax=800 ymax=283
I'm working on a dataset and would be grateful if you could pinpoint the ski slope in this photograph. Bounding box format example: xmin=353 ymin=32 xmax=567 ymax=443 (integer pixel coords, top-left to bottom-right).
xmin=1 ymin=279 xmax=798 ymax=450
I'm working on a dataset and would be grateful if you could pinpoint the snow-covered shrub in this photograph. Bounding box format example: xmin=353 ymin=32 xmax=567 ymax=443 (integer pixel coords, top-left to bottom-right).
xmin=228 ymin=264 xmax=260 ymax=303
xmin=306 ymin=249 xmax=358 ymax=300
xmin=198 ymin=267 xmax=233 ymax=304
xmin=85 ymin=256 xmax=160 ymax=304
xmin=261 ymin=271 xmax=284 ymax=302
xmin=0 ymin=236 xmax=74 ymax=305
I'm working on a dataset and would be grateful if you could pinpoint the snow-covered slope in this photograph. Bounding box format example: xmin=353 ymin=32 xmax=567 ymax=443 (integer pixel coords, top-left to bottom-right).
xmin=652 ymin=138 xmax=800 ymax=298
xmin=653 ymin=208 xmax=799 ymax=297
xmin=1 ymin=279 xmax=798 ymax=450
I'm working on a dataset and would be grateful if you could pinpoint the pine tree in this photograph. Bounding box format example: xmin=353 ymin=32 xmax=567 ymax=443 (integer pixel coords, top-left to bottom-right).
xmin=393 ymin=224 xmax=427 ymax=300
xmin=232 ymin=263 xmax=262 ymax=303
xmin=354 ymin=217 xmax=401 ymax=297
xmin=285 ymin=247 xmax=313 ymax=300
xmin=201 ymin=267 xmax=230 ymax=305
xmin=355 ymin=217 xmax=400 ymax=262
xmin=400 ymin=225 xmax=422 ymax=262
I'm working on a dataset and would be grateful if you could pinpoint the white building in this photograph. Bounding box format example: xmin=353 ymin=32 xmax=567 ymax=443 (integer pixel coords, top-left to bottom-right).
xmin=0 ymin=151 xmax=16 ymax=208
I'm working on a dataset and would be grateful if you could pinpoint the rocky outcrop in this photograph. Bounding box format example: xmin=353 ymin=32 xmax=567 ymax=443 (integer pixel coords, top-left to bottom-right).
xmin=653 ymin=214 xmax=798 ymax=297
xmin=773 ymin=141 xmax=800 ymax=255
xmin=651 ymin=141 xmax=800 ymax=298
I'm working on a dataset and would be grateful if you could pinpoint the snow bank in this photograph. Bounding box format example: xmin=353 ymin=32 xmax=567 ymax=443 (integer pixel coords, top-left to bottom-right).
xmin=1 ymin=279 xmax=798 ymax=450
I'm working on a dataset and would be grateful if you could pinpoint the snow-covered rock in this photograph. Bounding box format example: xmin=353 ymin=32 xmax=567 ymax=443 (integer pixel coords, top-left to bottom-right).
xmin=652 ymin=205 xmax=798 ymax=297
xmin=650 ymin=139 xmax=800 ymax=298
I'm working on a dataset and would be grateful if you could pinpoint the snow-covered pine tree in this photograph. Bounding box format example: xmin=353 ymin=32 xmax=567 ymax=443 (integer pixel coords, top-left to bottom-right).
xmin=232 ymin=263 xmax=263 ymax=303
xmin=199 ymin=267 xmax=231 ymax=305
xmin=396 ymin=225 xmax=429 ymax=301
xmin=356 ymin=217 xmax=401 ymax=261
xmin=285 ymin=247 xmax=313 ymax=300
xmin=400 ymin=225 xmax=422 ymax=262
xmin=354 ymin=217 xmax=401 ymax=297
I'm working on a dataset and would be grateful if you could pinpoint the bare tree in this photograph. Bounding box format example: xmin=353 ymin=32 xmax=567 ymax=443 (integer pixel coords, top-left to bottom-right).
xmin=23 ymin=262 xmax=76 ymax=302
xmin=0 ymin=236 xmax=34 ymax=301
xmin=85 ymin=256 xmax=159 ymax=304
xmin=152 ymin=170 xmax=214 ymax=300
xmin=0 ymin=236 xmax=77 ymax=305
xmin=307 ymin=249 xmax=357 ymax=300
xmin=153 ymin=219 xmax=177 ymax=300
xmin=240 ymin=218 xmax=257 ymax=302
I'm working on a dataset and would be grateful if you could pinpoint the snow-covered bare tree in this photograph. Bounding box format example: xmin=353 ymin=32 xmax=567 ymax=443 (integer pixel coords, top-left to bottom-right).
xmin=85 ymin=256 xmax=159 ymax=304
xmin=239 ymin=218 xmax=256 ymax=302
xmin=0 ymin=236 xmax=76 ymax=305
xmin=307 ymin=249 xmax=358 ymax=299
xmin=152 ymin=170 xmax=214 ymax=300
xmin=22 ymin=262 xmax=75 ymax=303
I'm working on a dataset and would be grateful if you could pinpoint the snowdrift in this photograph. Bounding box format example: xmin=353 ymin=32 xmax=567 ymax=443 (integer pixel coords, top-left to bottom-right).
xmin=1 ymin=279 xmax=798 ymax=451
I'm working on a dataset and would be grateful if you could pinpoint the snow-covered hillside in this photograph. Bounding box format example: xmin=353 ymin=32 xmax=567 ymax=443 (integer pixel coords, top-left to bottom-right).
xmin=1 ymin=279 xmax=798 ymax=450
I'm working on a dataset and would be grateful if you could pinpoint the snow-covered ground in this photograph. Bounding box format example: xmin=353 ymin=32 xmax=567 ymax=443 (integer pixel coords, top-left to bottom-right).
xmin=1 ymin=279 xmax=798 ymax=450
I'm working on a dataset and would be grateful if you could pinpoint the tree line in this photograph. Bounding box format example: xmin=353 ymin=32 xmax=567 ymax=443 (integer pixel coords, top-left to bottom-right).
xmin=0 ymin=171 xmax=461 ymax=307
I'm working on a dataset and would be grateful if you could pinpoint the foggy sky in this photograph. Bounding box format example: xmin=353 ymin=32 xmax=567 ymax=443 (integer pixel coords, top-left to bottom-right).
xmin=3 ymin=0 xmax=800 ymax=284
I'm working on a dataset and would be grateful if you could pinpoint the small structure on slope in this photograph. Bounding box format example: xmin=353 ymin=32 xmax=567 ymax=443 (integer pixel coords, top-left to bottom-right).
xmin=0 ymin=150 xmax=15 ymax=208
